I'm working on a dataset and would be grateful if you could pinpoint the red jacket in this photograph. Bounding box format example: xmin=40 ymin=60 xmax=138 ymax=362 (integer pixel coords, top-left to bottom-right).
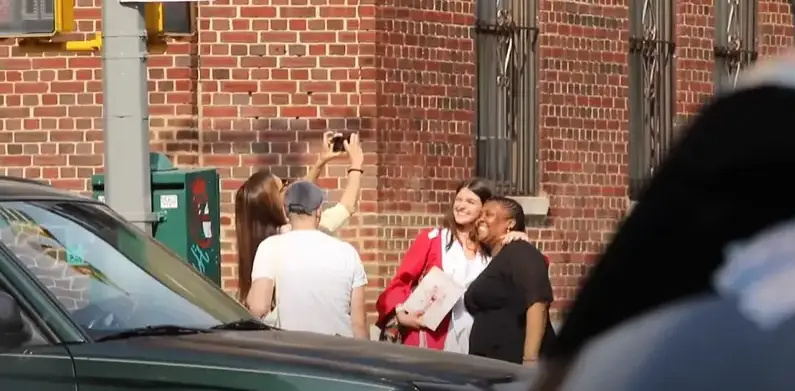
xmin=375 ymin=228 xmax=450 ymax=350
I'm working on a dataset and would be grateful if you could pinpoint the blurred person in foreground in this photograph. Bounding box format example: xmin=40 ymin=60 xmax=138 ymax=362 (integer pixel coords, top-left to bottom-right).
xmin=465 ymin=197 xmax=555 ymax=366
xmin=534 ymin=47 xmax=795 ymax=390
xmin=246 ymin=180 xmax=368 ymax=339
xmin=235 ymin=132 xmax=364 ymax=303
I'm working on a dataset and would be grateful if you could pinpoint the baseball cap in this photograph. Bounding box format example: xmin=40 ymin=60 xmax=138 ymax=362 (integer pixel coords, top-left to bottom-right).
xmin=283 ymin=180 xmax=325 ymax=215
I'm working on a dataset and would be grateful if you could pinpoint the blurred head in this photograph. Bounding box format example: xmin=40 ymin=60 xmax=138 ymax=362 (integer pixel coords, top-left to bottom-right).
xmin=442 ymin=178 xmax=493 ymax=250
xmin=477 ymin=197 xmax=526 ymax=248
xmin=234 ymin=170 xmax=289 ymax=301
xmin=283 ymin=180 xmax=325 ymax=227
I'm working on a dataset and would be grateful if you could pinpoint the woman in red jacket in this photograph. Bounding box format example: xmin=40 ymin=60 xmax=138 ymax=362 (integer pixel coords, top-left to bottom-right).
xmin=376 ymin=178 xmax=531 ymax=353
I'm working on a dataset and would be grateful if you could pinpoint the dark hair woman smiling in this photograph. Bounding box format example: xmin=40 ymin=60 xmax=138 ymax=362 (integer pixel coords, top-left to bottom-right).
xmin=464 ymin=196 xmax=556 ymax=366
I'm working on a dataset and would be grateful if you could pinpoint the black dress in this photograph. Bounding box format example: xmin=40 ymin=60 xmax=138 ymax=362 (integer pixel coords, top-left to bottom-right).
xmin=465 ymin=241 xmax=556 ymax=364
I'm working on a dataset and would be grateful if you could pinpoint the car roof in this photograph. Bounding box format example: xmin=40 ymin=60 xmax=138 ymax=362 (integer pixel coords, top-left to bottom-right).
xmin=0 ymin=176 xmax=99 ymax=203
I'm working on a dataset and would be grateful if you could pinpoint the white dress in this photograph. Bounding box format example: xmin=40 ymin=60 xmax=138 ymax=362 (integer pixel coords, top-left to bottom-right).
xmin=439 ymin=228 xmax=489 ymax=354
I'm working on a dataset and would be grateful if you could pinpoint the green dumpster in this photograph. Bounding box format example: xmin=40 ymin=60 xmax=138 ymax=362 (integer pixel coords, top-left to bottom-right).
xmin=91 ymin=153 xmax=222 ymax=286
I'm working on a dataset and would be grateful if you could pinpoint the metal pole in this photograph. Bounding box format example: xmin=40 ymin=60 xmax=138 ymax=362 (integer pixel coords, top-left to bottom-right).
xmin=101 ymin=1 xmax=153 ymax=235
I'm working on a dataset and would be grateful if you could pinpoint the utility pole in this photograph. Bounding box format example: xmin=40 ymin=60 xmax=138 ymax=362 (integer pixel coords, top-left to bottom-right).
xmin=101 ymin=1 xmax=153 ymax=235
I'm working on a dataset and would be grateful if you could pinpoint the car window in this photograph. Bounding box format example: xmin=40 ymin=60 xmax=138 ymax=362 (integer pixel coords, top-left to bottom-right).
xmin=0 ymin=201 xmax=252 ymax=338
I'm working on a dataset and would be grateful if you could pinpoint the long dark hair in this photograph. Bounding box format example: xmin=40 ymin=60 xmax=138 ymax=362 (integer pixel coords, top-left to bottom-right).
xmin=441 ymin=178 xmax=493 ymax=251
xmin=234 ymin=170 xmax=288 ymax=302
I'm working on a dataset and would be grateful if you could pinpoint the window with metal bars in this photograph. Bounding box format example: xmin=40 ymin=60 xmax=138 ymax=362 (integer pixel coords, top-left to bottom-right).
xmin=714 ymin=0 xmax=758 ymax=92
xmin=21 ymin=0 xmax=52 ymax=21
xmin=628 ymin=0 xmax=676 ymax=201
xmin=475 ymin=0 xmax=539 ymax=196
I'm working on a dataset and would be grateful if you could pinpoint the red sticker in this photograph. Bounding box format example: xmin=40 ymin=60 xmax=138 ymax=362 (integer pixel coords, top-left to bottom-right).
xmin=189 ymin=177 xmax=212 ymax=249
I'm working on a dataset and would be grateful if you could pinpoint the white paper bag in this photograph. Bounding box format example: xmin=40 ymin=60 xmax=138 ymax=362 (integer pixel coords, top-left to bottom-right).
xmin=403 ymin=267 xmax=465 ymax=331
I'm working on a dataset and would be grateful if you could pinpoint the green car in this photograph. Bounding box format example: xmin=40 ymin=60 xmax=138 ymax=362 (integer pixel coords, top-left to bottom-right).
xmin=0 ymin=177 xmax=535 ymax=391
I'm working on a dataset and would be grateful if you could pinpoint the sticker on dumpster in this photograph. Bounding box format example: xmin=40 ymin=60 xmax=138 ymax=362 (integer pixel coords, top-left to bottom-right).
xmin=98 ymin=195 xmax=106 ymax=203
xmin=189 ymin=177 xmax=212 ymax=249
xmin=159 ymin=195 xmax=178 ymax=209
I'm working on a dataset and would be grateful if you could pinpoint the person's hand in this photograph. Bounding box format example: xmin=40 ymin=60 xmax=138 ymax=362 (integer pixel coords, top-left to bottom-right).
xmin=319 ymin=131 xmax=345 ymax=163
xmin=395 ymin=309 xmax=425 ymax=329
xmin=344 ymin=132 xmax=364 ymax=169
xmin=503 ymin=231 xmax=530 ymax=244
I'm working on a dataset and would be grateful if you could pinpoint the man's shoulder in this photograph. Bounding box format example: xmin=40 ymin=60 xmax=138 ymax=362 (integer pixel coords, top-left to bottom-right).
xmin=294 ymin=230 xmax=356 ymax=249
xmin=316 ymin=236 xmax=361 ymax=263
xmin=324 ymin=235 xmax=358 ymax=253
xmin=256 ymin=234 xmax=282 ymax=248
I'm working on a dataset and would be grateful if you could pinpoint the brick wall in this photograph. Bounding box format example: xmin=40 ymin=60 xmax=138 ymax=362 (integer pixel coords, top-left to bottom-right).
xmin=0 ymin=0 xmax=792 ymax=318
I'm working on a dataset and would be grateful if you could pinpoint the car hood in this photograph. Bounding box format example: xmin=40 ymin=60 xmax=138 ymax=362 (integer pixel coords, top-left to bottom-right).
xmin=114 ymin=329 xmax=537 ymax=388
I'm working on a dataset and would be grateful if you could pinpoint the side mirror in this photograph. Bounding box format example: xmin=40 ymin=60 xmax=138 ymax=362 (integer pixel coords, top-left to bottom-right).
xmin=0 ymin=291 xmax=31 ymax=349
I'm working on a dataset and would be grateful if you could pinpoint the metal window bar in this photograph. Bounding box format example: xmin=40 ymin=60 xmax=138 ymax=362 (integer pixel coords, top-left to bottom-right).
xmin=21 ymin=0 xmax=53 ymax=20
xmin=714 ymin=0 xmax=758 ymax=93
xmin=628 ymin=0 xmax=676 ymax=200
xmin=475 ymin=0 xmax=539 ymax=195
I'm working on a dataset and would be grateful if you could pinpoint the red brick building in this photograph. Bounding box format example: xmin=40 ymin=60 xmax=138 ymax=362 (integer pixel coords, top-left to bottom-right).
xmin=0 ymin=0 xmax=792 ymax=318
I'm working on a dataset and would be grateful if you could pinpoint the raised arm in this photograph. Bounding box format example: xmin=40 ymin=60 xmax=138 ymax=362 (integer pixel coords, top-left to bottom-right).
xmin=304 ymin=131 xmax=344 ymax=183
xmin=375 ymin=229 xmax=435 ymax=328
xmin=336 ymin=132 xmax=363 ymax=214
xmin=315 ymin=133 xmax=364 ymax=233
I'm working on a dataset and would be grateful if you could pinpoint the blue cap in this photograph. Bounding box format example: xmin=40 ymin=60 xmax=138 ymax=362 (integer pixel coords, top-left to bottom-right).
xmin=283 ymin=180 xmax=325 ymax=215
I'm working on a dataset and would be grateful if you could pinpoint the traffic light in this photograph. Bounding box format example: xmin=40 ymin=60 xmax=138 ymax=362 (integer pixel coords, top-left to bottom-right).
xmin=145 ymin=2 xmax=194 ymax=36
xmin=0 ymin=0 xmax=75 ymax=37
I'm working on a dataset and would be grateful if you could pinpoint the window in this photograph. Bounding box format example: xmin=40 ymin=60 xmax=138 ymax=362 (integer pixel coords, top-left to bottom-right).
xmin=8 ymin=0 xmax=55 ymax=35
xmin=162 ymin=2 xmax=195 ymax=35
xmin=0 ymin=201 xmax=250 ymax=339
xmin=714 ymin=0 xmax=758 ymax=92
xmin=628 ymin=0 xmax=676 ymax=200
xmin=475 ymin=0 xmax=539 ymax=195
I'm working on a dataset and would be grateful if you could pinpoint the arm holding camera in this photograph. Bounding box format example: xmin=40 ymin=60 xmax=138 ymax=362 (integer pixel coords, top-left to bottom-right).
xmin=337 ymin=132 xmax=363 ymax=214
xmin=304 ymin=131 xmax=345 ymax=184
xmin=311 ymin=132 xmax=363 ymax=234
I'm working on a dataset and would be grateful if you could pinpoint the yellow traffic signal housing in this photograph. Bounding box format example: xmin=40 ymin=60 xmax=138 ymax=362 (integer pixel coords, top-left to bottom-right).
xmin=0 ymin=0 xmax=75 ymax=38
xmin=145 ymin=2 xmax=195 ymax=36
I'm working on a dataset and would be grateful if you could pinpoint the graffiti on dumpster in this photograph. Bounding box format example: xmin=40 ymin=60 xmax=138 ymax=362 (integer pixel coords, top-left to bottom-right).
xmin=187 ymin=176 xmax=217 ymax=281
xmin=189 ymin=243 xmax=210 ymax=275
xmin=189 ymin=177 xmax=212 ymax=249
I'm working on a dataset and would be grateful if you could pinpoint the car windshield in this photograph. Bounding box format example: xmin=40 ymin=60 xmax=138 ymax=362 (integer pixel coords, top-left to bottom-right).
xmin=0 ymin=200 xmax=253 ymax=339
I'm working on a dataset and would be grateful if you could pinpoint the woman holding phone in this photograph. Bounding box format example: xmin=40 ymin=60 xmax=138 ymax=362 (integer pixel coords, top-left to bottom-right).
xmin=235 ymin=131 xmax=364 ymax=303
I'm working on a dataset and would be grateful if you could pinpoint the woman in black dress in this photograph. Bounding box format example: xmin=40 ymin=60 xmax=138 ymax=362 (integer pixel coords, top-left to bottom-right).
xmin=465 ymin=196 xmax=555 ymax=365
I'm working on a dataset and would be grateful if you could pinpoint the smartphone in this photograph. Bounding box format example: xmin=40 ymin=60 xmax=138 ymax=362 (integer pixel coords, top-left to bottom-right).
xmin=332 ymin=134 xmax=350 ymax=152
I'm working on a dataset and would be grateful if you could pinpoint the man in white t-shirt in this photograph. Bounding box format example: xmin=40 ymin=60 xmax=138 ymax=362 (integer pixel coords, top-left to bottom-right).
xmin=247 ymin=180 xmax=368 ymax=339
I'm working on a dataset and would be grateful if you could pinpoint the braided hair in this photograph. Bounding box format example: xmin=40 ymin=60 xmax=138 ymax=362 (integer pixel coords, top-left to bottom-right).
xmin=488 ymin=196 xmax=526 ymax=232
